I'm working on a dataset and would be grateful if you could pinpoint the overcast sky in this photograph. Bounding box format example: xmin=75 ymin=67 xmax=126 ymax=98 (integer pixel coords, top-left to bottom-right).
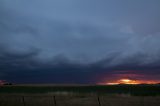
xmin=0 ymin=0 xmax=160 ymax=84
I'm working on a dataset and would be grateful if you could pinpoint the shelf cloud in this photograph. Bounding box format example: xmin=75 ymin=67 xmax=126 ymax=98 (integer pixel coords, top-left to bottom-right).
xmin=0 ymin=0 xmax=160 ymax=83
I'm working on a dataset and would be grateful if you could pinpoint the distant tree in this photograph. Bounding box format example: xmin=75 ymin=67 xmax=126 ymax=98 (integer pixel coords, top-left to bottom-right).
xmin=0 ymin=80 xmax=12 ymax=86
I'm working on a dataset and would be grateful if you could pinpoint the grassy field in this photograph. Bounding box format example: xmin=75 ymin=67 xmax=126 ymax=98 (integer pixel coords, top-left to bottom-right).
xmin=0 ymin=94 xmax=160 ymax=106
xmin=0 ymin=84 xmax=160 ymax=96
xmin=0 ymin=85 xmax=160 ymax=106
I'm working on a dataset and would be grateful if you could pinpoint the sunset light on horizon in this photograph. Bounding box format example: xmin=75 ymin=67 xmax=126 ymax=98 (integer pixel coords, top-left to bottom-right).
xmin=99 ymin=78 xmax=160 ymax=85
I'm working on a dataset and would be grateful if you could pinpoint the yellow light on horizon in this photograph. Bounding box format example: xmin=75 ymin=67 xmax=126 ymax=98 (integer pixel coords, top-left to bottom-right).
xmin=106 ymin=78 xmax=141 ymax=85
xmin=120 ymin=79 xmax=131 ymax=83
xmin=119 ymin=78 xmax=139 ymax=84
xmin=106 ymin=82 xmax=119 ymax=85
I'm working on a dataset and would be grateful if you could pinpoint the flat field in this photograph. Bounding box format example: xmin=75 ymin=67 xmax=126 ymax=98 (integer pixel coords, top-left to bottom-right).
xmin=0 ymin=85 xmax=160 ymax=106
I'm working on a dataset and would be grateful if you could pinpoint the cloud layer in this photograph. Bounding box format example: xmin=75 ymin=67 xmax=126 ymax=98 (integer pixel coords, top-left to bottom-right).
xmin=0 ymin=0 xmax=160 ymax=83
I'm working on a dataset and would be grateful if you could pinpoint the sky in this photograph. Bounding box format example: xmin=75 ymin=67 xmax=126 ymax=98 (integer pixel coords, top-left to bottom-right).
xmin=0 ymin=0 xmax=160 ymax=84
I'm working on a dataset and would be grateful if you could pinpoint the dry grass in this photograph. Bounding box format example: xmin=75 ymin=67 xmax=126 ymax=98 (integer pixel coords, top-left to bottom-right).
xmin=0 ymin=94 xmax=160 ymax=106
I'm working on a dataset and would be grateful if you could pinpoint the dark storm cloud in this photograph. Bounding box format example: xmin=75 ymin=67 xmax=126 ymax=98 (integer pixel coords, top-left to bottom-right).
xmin=0 ymin=0 xmax=160 ymax=83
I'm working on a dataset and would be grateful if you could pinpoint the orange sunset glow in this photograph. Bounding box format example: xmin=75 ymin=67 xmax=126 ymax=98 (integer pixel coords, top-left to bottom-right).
xmin=101 ymin=78 xmax=160 ymax=85
xmin=106 ymin=79 xmax=141 ymax=85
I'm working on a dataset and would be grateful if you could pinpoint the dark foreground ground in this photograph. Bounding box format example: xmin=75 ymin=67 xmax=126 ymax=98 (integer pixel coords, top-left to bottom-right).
xmin=0 ymin=94 xmax=160 ymax=106
xmin=0 ymin=84 xmax=160 ymax=96
xmin=0 ymin=85 xmax=160 ymax=106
